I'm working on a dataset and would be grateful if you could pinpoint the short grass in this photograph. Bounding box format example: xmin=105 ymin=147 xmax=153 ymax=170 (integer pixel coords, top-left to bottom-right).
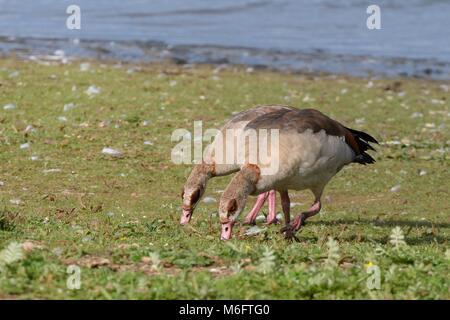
xmin=0 ymin=57 xmax=449 ymax=299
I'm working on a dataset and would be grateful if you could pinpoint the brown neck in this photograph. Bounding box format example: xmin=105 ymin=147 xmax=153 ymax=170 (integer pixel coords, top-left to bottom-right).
xmin=222 ymin=164 xmax=259 ymax=209
xmin=186 ymin=163 xmax=212 ymax=189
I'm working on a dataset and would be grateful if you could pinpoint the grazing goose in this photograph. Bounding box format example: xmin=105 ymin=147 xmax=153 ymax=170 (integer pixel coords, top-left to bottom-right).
xmin=218 ymin=108 xmax=378 ymax=240
xmin=181 ymin=105 xmax=296 ymax=225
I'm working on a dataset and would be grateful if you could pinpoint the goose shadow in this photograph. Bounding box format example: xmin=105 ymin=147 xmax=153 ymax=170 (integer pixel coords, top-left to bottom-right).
xmin=307 ymin=218 xmax=450 ymax=229
xmin=301 ymin=218 xmax=450 ymax=245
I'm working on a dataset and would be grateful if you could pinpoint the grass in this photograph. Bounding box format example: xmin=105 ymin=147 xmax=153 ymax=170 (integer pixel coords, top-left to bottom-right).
xmin=0 ymin=57 xmax=449 ymax=299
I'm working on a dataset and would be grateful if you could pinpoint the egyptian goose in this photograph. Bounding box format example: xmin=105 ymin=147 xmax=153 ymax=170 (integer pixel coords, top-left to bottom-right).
xmin=181 ymin=105 xmax=296 ymax=225
xmin=218 ymin=108 xmax=378 ymax=240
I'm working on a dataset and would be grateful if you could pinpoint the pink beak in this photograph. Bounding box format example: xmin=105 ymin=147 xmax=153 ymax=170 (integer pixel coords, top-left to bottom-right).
xmin=220 ymin=221 xmax=234 ymax=240
xmin=180 ymin=209 xmax=192 ymax=225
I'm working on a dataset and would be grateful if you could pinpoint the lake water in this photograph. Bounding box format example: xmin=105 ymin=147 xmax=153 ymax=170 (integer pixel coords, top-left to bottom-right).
xmin=0 ymin=0 xmax=449 ymax=78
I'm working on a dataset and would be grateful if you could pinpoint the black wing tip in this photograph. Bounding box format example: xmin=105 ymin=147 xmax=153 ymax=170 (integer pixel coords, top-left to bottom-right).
xmin=353 ymin=153 xmax=376 ymax=165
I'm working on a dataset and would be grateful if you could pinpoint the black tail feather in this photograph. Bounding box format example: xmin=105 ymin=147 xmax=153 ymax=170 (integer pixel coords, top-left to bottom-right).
xmin=345 ymin=127 xmax=379 ymax=145
xmin=353 ymin=153 xmax=376 ymax=165
xmin=345 ymin=127 xmax=379 ymax=165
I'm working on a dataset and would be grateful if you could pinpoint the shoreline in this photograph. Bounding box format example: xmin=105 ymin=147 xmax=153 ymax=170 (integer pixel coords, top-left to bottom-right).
xmin=1 ymin=36 xmax=449 ymax=81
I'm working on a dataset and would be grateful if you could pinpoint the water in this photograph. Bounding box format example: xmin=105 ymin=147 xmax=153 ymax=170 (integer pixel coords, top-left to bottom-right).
xmin=0 ymin=0 xmax=449 ymax=78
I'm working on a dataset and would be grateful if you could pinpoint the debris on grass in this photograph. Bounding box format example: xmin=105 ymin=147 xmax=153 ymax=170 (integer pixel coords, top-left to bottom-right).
xmin=9 ymin=70 xmax=19 ymax=78
xmin=102 ymin=147 xmax=123 ymax=158
xmin=255 ymin=215 xmax=266 ymax=223
xmin=85 ymin=85 xmax=101 ymax=97
xmin=20 ymin=143 xmax=30 ymax=149
xmin=80 ymin=62 xmax=91 ymax=72
xmin=411 ymin=112 xmax=423 ymax=118
xmin=24 ymin=125 xmax=35 ymax=133
xmin=3 ymin=103 xmax=16 ymax=110
xmin=9 ymin=199 xmax=22 ymax=205
xmin=290 ymin=202 xmax=302 ymax=208
xmin=98 ymin=120 xmax=110 ymax=128
xmin=82 ymin=236 xmax=93 ymax=243
xmin=390 ymin=185 xmax=401 ymax=193
xmin=42 ymin=168 xmax=62 ymax=174
xmin=144 ymin=140 xmax=154 ymax=146
xmin=355 ymin=118 xmax=365 ymax=125
xmin=384 ymin=140 xmax=401 ymax=146
xmin=418 ymin=169 xmax=427 ymax=176
xmin=202 ymin=196 xmax=216 ymax=204
xmin=244 ymin=226 xmax=267 ymax=236
xmin=63 ymin=103 xmax=77 ymax=112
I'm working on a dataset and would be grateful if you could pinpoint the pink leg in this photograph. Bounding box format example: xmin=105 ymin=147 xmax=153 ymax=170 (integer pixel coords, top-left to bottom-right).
xmin=280 ymin=190 xmax=291 ymax=225
xmin=243 ymin=192 xmax=269 ymax=225
xmin=281 ymin=199 xmax=322 ymax=241
xmin=265 ymin=190 xmax=278 ymax=225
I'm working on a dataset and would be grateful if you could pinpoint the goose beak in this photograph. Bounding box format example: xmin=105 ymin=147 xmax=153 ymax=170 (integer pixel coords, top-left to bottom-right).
xmin=220 ymin=221 xmax=234 ymax=240
xmin=180 ymin=209 xmax=192 ymax=225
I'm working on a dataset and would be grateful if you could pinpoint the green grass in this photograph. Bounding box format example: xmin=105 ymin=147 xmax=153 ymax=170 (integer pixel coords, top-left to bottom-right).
xmin=0 ymin=57 xmax=449 ymax=299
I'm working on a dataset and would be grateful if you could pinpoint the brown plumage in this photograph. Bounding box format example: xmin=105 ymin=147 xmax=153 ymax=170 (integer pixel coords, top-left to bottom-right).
xmin=245 ymin=108 xmax=378 ymax=164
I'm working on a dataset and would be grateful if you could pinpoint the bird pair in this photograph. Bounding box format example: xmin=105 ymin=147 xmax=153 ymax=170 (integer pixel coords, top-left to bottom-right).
xmin=181 ymin=105 xmax=378 ymax=241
